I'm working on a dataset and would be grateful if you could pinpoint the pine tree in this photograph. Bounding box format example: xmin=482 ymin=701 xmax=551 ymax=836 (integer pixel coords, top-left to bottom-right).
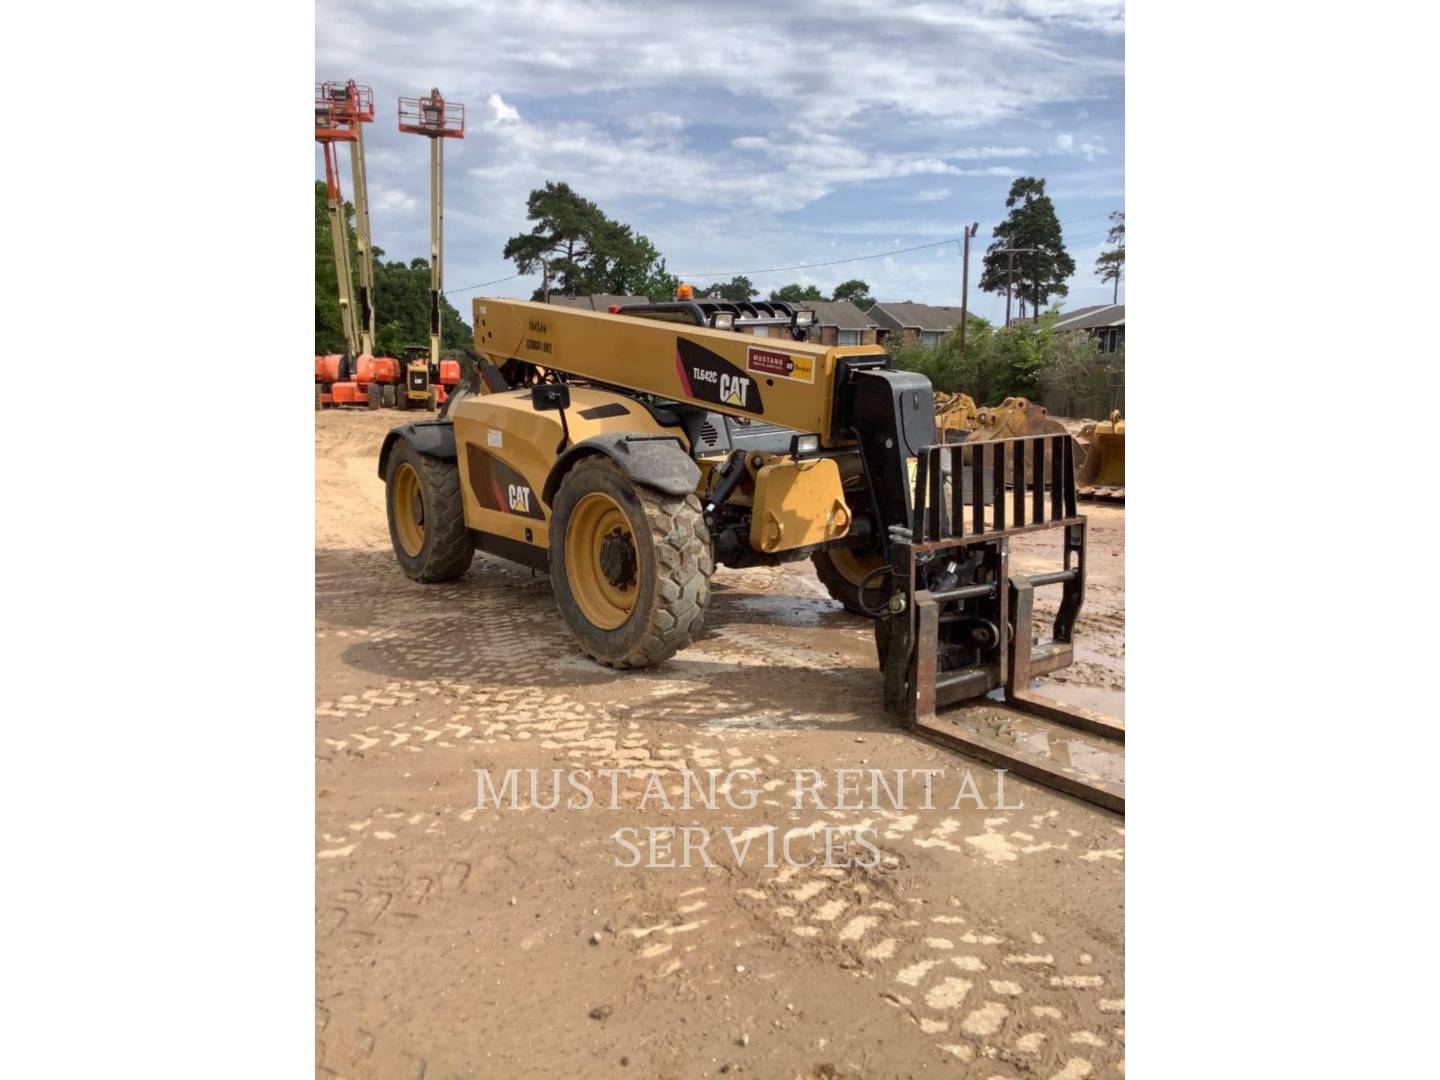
xmin=979 ymin=178 xmax=1076 ymax=321
xmin=503 ymin=181 xmax=675 ymax=300
xmin=1094 ymin=211 xmax=1125 ymax=303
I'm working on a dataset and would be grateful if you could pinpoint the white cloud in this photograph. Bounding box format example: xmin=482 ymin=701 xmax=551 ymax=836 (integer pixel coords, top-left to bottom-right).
xmin=950 ymin=146 xmax=1038 ymax=159
xmin=316 ymin=0 xmax=1122 ymax=311
xmin=486 ymin=92 xmax=520 ymax=124
xmin=1054 ymin=131 xmax=1106 ymax=161
xmin=625 ymin=112 xmax=686 ymax=136
xmin=375 ymin=188 xmax=416 ymax=214
xmin=316 ymin=1 xmax=1120 ymax=129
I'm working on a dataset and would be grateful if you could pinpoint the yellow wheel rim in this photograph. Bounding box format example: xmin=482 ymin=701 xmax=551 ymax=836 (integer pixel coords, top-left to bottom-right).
xmin=565 ymin=492 xmax=639 ymax=630
xmin=392 ymin=462 xmax=425 ymax=557
xmin=828 ymin=546 xmax=885 ymax=587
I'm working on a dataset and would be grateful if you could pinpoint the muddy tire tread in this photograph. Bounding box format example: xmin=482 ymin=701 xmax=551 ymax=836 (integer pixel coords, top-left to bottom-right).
xmin=555 ymin=457 xmax=713 ymax=669
xmin=387 ymin=445 xmax=473 ymax=583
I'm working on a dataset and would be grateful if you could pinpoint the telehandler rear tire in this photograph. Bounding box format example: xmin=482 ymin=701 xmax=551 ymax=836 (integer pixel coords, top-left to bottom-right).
xmin=813 ymin=547 xmax=890 ymax=617
xmin=550 ymin=456 xmax=712 ymax=668
xmin=384 ymin=442 xmax=474 ymax=583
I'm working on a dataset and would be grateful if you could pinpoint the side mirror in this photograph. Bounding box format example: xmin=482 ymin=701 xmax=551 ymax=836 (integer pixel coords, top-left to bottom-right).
xmin=531 ymin=383 xmax=571 ymax=412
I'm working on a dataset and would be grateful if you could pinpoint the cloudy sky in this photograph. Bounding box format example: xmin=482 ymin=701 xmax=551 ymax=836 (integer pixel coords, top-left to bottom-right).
xmin=316 ymin=0 xmax=1124 ymax=322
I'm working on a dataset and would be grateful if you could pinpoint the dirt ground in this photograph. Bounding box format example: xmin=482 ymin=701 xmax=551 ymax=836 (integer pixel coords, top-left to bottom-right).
xmin=316 ymin=408 xmax=1125 ymax=1080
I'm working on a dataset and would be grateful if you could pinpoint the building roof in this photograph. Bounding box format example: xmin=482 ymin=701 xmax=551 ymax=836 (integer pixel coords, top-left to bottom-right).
xmin=1053 ymin=304 xmax=1125 ymax=332
xmin=546 ymin=294 xmax=650 ymax=311
xmin=802 ymin=299 xmax=874 ymax=330
xmin=869 ymin=301 xmax=969 ymax=332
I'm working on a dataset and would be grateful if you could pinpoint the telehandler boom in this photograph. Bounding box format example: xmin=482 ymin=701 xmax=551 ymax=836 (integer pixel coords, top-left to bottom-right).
xmin=380 ymin=297 xmax=1123 ymax=811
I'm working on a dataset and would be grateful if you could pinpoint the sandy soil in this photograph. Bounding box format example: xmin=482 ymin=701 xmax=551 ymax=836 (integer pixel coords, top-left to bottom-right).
xmin=316 ymin=407 xmax=1125 ymax=1079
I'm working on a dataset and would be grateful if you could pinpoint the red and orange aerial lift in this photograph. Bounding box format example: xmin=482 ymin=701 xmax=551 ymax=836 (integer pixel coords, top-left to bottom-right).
xmin=314 ymin=80 xmax=403 ymax=409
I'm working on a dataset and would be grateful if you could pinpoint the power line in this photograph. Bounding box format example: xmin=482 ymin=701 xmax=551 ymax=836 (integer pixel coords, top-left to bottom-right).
xmin=1059 ymin=212 xmax=1113 ymax=227
xmin=444 ymin=271 xmax=527 ymax=296
xmin=441 ymin=209 xmax=1121 ymax=295
xmin=675 ymin=236 xmax=966 ymax=280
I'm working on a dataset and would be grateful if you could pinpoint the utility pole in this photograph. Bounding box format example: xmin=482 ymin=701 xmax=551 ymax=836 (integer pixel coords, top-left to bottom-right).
xmin=958 ymin=222 xmax=979 ymax=356
xmin=997 ymin=247 xmax=1036 ymax=326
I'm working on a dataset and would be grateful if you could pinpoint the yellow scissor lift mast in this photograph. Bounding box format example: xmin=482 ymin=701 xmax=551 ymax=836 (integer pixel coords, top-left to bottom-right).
xmin=347 ymin=84 xmax=377 ymax=357
xmin=314 ymin=82 xmax=368 ymax=359
xmin=399 ymin=90 xmax=465 ymax=402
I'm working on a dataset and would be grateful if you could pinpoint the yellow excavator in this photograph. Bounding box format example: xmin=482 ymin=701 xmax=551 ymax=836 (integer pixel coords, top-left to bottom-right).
xmin=379 ymin=296 xmax=1122 ymax=810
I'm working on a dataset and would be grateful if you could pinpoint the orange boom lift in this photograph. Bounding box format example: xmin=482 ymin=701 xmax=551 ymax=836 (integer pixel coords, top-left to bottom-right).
xmin=314 ymin=80 xmax=403 ymax=409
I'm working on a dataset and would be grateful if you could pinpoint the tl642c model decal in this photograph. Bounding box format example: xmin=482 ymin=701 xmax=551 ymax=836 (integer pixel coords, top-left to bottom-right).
xmin=674 ymin=338 xmax=764 ymax=414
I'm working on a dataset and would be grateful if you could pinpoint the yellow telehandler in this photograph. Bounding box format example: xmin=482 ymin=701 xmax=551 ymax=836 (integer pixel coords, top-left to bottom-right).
xmin=378 ymin=297 xmax=1122 ymax=810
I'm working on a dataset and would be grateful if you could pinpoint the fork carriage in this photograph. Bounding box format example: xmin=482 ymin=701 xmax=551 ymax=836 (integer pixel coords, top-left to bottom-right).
xmin=880 ymin=433 xmax=1123 ymax=762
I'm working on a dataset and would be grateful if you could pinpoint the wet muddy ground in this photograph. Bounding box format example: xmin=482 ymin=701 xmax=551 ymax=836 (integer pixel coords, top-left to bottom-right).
xmin=316 ymin=407 xmax=1125 ymax=1079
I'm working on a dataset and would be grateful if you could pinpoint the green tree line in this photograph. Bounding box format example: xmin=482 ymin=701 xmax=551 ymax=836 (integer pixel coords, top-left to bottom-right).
xmin=694 ymin=276 xmax=874 ymax=308
xmin=886 ymin=312 xmax=1122 ymax=411
xmin=315 ymin=181 xmax=471 ymax=357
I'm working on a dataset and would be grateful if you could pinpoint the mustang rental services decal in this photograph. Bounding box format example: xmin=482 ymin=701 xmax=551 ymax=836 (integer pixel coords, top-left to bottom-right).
xmin=746 ymin=345 xmax=814 ymax=384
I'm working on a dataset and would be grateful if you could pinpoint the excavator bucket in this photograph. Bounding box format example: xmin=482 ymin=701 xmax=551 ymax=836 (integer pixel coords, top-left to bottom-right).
xmin=928 ymin=392 xmax=1080 ymax=505
xmin=1076 ymin=411 xmax=1125 ymax=498
xmin=968 ymin=397 xmax=1068 ymax=486
xmin=971 ymin=396 xmax=1068 ymax=441
xmin=935 ymin=392 xmax=979 ymax=443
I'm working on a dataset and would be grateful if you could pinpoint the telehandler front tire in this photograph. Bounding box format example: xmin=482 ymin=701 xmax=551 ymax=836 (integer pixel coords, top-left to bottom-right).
xmin=812 ymin=547 xmax=890 ymax=617
xmin=385 ymin=442 xmax=473 ymax=583
xmin=550 ymin=456 xmax=712 ymax=668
